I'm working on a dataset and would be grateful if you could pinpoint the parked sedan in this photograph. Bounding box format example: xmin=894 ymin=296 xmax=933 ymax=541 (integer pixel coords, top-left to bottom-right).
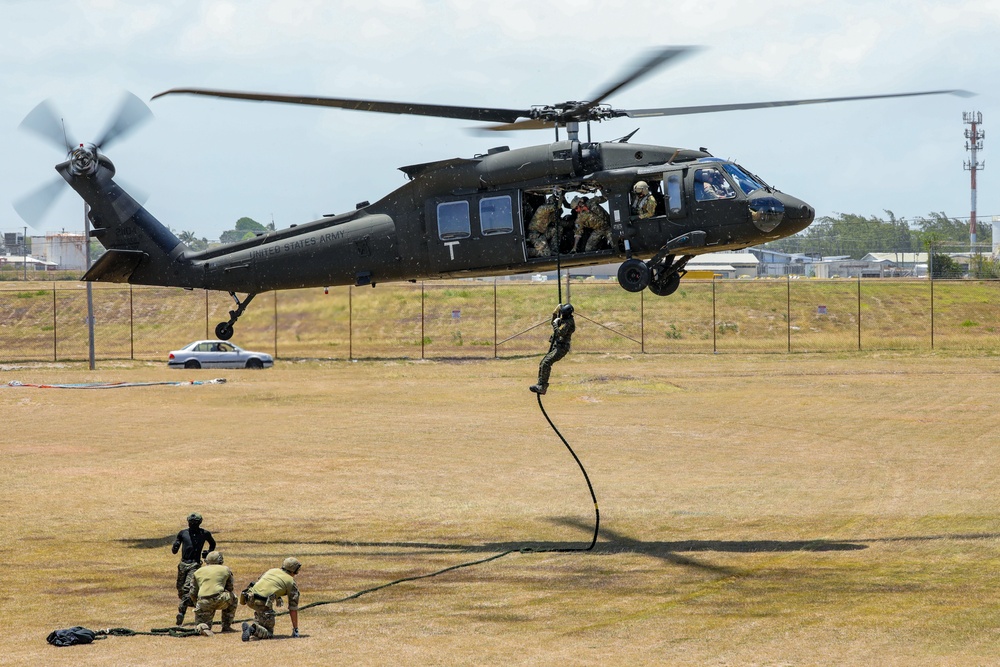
xmin=167 ymin=340 xmax=274 ymax=369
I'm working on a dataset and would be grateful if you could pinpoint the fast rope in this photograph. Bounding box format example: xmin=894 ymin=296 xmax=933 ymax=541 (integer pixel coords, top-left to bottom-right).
xmin=7 ymin=379 xmax=226 ymax=389
xmin=49 ymin=294 xmax=600 ymax=639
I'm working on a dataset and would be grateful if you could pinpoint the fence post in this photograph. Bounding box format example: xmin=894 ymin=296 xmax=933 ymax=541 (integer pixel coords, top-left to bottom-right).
xmin=421 ymin=282 xmax=425 ymax=360
xmin=205 ymin=290 xmax=209 ymax=340
xmin=493 ymin=280 xmax=498 ymax=360
xmin=857 ymin=275 xmax=862 ymax=351
xmin=712 ymin=277 xmax=717 ymax=354
xmin=129 ymin=284 xmax=134 ymax=360
xmin=349 ymin=286 xmax=353 ymax=361
xmin=930 ymin=272 xmax=935 ymax=350
xmin=640 ymin=289 xmax=645 ymax=354
xmin=273 ymin=291 xmax=278 ymax=359
xmin=786 ymin=274 xmax=791 ymax=353
xmin=52 ymin=283 xmax=57 ymax=362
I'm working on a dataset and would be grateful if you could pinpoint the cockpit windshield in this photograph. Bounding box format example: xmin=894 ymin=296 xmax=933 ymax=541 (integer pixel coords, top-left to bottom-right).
xmin=722 ymin=163 xmax=767 ymax=195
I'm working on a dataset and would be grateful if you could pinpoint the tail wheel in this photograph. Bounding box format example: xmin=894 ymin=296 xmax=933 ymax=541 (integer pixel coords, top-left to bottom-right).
xmin=184 ymin=359 xmax=201 ymax=369
xmin=617 ymin=258 xmax=650 ymax=293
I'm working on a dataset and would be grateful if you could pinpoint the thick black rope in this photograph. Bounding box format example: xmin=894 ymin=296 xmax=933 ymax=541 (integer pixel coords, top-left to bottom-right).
xmin=532 ymin=391 xmax=600 ymax=552
xmin=69 ymin=356 xmax=601 ymax=640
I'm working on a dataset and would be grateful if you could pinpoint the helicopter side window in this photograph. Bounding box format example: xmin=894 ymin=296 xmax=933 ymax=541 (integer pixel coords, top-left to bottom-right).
xmin=694 ymin=167 xmax=736 ymax=202
xmin=437 ymin=201 xmax=471 ymax=240
xmin=479 ymin=195 xmax=513 ymax=236
xmin=664 ymin=173 xmax=684 ymax=216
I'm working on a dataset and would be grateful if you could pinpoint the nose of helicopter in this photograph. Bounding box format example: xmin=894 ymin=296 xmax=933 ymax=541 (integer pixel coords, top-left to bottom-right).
xmin=748 ymin=192 xmax=814 ymax=236
xmin=779 ymin=195 xmax=815 ymax=236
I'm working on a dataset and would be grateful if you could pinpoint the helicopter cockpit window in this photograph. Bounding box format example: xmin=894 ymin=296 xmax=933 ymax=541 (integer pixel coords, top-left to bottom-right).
xmin=694 ymin=167 xmax=736 ymax=202
xmin=437 ymin=201 xmax=471 ymax=240
xmin=721 ymin=163 xmax=766 ymax=195
xmin=479 ymin=196 xmax=514 ymax=236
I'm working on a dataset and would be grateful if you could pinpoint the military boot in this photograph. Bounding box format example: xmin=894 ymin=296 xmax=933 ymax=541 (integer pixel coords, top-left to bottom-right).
xmin=175 ymin=611 xmax=185 ymax=626
xmin=529 ymin=383 xmax=548 ymax=395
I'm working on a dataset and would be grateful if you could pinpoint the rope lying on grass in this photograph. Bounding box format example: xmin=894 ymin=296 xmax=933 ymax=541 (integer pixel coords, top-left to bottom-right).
xmin=50 ymin=383 xmax=599 ymax=641
xmin=8 ymin=379 xmax=226 ymax=389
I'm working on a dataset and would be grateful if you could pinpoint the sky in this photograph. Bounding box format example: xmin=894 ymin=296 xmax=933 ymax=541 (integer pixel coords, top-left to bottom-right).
xmin=2 ymin=0 xmax=998 ymax=241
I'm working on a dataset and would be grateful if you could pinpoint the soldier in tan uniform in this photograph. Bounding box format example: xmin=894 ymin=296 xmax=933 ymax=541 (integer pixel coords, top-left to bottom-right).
xmin=570 ymin=194 xmax=611 ymax=253
xmin=526 ymin=193 xmax=562 ymax=257
xmin=241 ymin=557 xmax=302 ymax=641
xmin=184 ymin=551 xmax=238 ymax=635
xmin=632 ymin=181 xmax=657 ymax=219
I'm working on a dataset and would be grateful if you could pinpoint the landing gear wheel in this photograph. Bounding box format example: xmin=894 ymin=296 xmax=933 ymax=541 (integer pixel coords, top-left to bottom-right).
xmin=617 ymin=258 xmax=650 ymax=293
xmin=648 ymin=271 xmax=681 ymax=297
xmin=215 ymin=322 xmax=235 ymax=340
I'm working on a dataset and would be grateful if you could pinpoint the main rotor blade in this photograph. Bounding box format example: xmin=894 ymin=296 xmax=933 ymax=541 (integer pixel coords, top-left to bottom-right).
xmin=625 ymin=89 xmax=975 ymax=119
xmin=578 ymin=46 xmax=698 ymax=114
xmin=13 ymin=177 xmax=67 ymax=228
xmin=19 ymin=100 xmax=72 ymax=153
xmin=94 ymin=91 xmax=153 ymax=150
xmin=152 ymin=87 xmax=530 ymax=124
xmin=480 ymin=118 xmax=557 ymax=132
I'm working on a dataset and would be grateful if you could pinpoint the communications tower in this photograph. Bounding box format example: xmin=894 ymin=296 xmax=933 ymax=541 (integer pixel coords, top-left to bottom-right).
xmin=964 ymin=111 xmax=985 ymax=249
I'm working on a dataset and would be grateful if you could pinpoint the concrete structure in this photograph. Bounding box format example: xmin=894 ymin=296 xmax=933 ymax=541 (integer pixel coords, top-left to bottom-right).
xmin=860 ymin=253 xmax=929 ymax=277
xmin=34 ymin=233 xmax=87 ymax=271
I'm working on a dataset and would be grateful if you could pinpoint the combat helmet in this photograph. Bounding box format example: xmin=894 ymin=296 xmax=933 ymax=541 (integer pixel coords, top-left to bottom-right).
xmin=633 ymin=181 xmax=649 ymax=195
xmin=282 ymin=557 xmax=302 ymax=575
xmin=205 ymin=551 xmax=224 ymax=565
xmin=187 ymin=512 xmax=203 ymax=524
xmin=558 ymin=303 xmax=574 ymax=316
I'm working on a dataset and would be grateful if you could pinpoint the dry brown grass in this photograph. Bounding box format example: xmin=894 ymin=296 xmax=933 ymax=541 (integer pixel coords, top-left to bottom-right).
xmin=3 ymin=351 xmax=1000 ymax=665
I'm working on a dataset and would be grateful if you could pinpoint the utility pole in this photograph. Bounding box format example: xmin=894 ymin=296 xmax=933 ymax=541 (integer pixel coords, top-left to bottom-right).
xmin=964 ymin=111 xmax=985 ymax=250
xmin=84 ymin=203 xmax=95 ymax=370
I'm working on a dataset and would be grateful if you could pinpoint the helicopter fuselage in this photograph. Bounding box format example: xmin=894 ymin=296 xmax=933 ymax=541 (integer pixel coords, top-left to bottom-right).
xmin=70 ymin=138 xmax=813 ymax=298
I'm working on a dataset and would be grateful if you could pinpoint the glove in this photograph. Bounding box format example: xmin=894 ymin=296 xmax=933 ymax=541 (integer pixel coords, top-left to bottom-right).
xmin=292 ymin=628 xmax=300 ymax=638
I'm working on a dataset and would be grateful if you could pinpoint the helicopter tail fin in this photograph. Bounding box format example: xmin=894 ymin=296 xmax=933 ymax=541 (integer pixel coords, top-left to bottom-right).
xmin=57 ymin=155 xmax=200 ymax=288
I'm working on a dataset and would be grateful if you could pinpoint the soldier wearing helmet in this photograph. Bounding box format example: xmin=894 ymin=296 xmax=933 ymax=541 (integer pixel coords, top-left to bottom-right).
xmin=171 ymin=512 xmax=216 ymax=626
xmin=184 ymin=551 xmax=238 ymax=635
xmin=569 ymin=192 xmax=611 ymax=253
xmin=530 ymin=303 xmax=576 ymax=395
xmin=241 ymin=557 xmax=302 ymax=641
xmin=632 ymin=181 xmax=657 ymax=219
xmin=526 ymin=191 xmax=565 ymax=257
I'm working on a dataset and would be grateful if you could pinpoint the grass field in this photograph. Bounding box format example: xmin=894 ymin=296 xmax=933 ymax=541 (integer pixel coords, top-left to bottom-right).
xmin=3 ymin=351 xmax=1000 ymax=665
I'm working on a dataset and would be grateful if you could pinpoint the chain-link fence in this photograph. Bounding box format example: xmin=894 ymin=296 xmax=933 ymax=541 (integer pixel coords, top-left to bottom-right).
xmin=2 ymin=277 xmax=1000 ymax=362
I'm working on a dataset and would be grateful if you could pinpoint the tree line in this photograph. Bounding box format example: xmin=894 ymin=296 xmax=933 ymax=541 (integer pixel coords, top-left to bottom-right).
xmin=761 ymin=211 xmax=988 ymax=258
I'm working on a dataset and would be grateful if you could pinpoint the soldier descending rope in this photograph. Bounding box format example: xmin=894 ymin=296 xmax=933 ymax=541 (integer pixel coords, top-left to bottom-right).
xmin=530 ymin=303 xmax=576 ymax=396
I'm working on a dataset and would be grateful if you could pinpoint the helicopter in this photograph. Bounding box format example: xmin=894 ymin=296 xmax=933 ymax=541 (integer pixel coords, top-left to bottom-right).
xmin=14 ymin=46 xmax=970 ymax=340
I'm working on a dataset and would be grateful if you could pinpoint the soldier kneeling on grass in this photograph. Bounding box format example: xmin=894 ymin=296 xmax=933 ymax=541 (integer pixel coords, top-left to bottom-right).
xmin=184 ymin=551 xmax=238 ymax=636
xmin=241 ymin=557 xmax=302 ymax=641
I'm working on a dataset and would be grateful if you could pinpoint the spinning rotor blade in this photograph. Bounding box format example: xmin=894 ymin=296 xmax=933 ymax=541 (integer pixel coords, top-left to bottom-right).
xmin=153 ymin=87 xmax=530 ymax=124
xmin=575 ymin=46 xmax=698 ymax=116
xmin=94 ymin=91 xmax=153 ymax=150
xmin=13 ymin=177 xmax=67 ymax=229
xmin=624 ymin=89 xmax=975 ymax=119
xmin=19 ymin=99 xmax=72 ymax=152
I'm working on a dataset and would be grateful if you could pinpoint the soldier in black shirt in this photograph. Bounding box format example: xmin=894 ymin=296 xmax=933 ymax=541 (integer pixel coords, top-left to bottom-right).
xmin=171 ymin=512 xmax=216 ymax=626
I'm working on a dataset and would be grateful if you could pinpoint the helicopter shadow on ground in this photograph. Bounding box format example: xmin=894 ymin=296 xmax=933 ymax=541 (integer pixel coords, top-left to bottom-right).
xmin=121 ymin=517 xmax=880 ymax=577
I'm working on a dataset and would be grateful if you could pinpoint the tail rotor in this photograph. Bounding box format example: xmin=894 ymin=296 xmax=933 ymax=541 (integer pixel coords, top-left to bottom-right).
xmin=13 ymin=91 xmax=153 ymax=229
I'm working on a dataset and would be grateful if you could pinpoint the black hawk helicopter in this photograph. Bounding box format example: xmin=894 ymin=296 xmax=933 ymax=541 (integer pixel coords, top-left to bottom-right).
xmin=15 ymin=47 xmax=969 ymax=340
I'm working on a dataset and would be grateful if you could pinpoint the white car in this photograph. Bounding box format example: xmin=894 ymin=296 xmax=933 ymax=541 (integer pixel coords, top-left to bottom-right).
xmin=167 ymin=340 xmax=274 ymax=370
